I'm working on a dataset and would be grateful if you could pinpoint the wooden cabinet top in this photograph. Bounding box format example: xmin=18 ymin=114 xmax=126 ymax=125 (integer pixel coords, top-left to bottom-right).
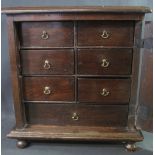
xmin=2 ymin=6 xmax=151 ymax=14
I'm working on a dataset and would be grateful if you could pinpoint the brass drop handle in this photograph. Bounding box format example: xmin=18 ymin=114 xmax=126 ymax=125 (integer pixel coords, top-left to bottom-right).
xmin=43 ymin=86 xmax=51 ymax=95
xmin=41 ymin=30 xmax=49 ymax=40
xmin=43 ymin=60 xmax=51 ymax=70
xmin=72 ymin=112 xmax=79 ymax=121
xmin=101 ymin=30 xmax=110 ymax=39
xmin=101 ymin=59 xmax=110 ymax=68
xmin=100 ymin=88 xmax=110 ymax=96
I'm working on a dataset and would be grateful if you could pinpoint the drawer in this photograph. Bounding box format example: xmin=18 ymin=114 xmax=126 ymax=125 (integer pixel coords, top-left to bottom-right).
xmin=26 ymin=103 xmax=128 ymax=127
xmin=20 ymin=22 xmax=74 ymax=47
xmin=21 ymin=50 xmax=74 ymax=75
xmin=78 ymin=49 xmax=132 ymax=75
xmin=23 ymin=77 xmax=75 ymax=101
xmin=78 ymin=78 xmax=131 ymax=103
xmin=77 ymin=21 xmax=134 ymax=46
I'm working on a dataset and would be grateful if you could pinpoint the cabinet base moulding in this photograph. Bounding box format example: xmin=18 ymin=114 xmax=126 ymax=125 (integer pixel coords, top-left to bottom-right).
xmin=7 ymin=125 xmax=143 ymax=142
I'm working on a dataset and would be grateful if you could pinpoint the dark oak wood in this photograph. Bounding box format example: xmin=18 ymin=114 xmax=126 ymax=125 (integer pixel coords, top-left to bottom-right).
xmin=127 ymin=21 xmax=142 ymax=129
xmin=78 ymin=78 xmax=131 ymax=103
xmin=20 ymin=22 xmax=74 ymax=47
xmin=23 ymin=77 xmax=75 ymax=101
xmin=77 ymin=21 xmax=134 ymax=46
xmin=75 ymin=13 xmax=144 ymax=21
xmin=7 ymin=125 xmax=143 ymax=142
xmin=26 ymin=103 xmax=128 ymax=127
xmin=3 ymin=6 xmax=151 ymax=21
xmin=2 ymin=6 xmax=151 ymax=148
xmin=7 ymin=16 xmax=26 ymax=129
xmin=21 ymin=49 xmax=74 ymax=75
xmin=12 ymin=13 xmax=145 ymax=21
xmin=2 ymin=6 xmax=151 ymax=14
xmin=78 ymin=49 xmax=132 ymax=75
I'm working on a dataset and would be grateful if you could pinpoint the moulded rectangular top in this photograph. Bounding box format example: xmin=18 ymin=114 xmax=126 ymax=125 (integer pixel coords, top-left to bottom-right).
xmin=1 ymin=6 xmax=152 ymax=14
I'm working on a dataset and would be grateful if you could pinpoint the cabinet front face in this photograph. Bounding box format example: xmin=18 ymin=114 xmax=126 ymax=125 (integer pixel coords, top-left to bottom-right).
xmin=17 ymin=20 xmax=134 ymax=120
xmin=5 ymin=6 xmax=147 ymax=145
xmin=19 ymin=20 xmax=133 ymax=129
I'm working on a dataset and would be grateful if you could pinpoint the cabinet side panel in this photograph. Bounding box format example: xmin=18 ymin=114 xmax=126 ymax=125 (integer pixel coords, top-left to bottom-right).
xmin=127 ymin=21 xmax=142 ymax=129
xmin=7 ymin=15 xmax=26 ymax=128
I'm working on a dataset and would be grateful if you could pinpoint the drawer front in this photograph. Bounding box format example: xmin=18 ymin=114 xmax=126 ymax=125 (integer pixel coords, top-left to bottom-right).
xmin=78 ymin=78 xmax=131 ymax=103
xmin=21 ymin=50 xmax=74 ymax=75
xmin=23 ymin=77 xmax=75 ymax=101
xmin=78 ymin=49 xmax=132 ymax=75
xmin=26 ymin=103 xmax=128 ymax=127
xmin=77 ymin=21 xmax=134 ymax=46
xmin=20 ymin=22 xmax=74 ymax=47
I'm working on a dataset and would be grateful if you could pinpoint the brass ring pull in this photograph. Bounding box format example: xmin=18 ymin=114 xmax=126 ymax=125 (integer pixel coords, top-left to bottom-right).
xmin=101 ymin=59 xmax=110 ymax=68
xmin=43 ymin=86 xmax=51 ymax=95
xmin=43 ymin=60 xmax=51 ymax=70
xmin=72 ymin=113 xmax=79 ymax=121
xmin=41 ymin=30 xmax=49 ymax=40
xmin=101 ymin=30 xmax=110 ymax=39
xmin=100 ymin=88 xmax=109 ymax=96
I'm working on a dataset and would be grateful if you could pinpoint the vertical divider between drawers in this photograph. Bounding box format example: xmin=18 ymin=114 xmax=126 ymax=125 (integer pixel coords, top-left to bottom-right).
xmin=74 ymin=20 xmax=78 ymax=103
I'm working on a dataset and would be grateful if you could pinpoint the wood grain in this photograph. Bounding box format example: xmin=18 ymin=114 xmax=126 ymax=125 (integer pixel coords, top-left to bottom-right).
xmin=21 ymin=49 xmax=74 ymax=75
xmin=7 ymin=125 xmax=143 ymax=142
xmin=78 ymin=78 xmax=131 ymax=103
xmin=23 ymin=77 xmax=75 ymax=101
xmin=3 ymin=6 xmax=150 ymax=145
xmin=20 ymin=22 xmax=74 ymax=47
xmin=12 ymin=13 xmax=145 ymax=21
xmin=127 ymin=21 xmax=142 ymax=129
xmin=77 ymin=21 xmax=134 ymax=46
xmin=26 ymin=103 xmax=128 ymax=127
xmin=7 ymin=16 xmax=26 ymax=128
xmin=2 ymin=6 xmax=151 ymax=14
xmin=78 ymin=49 xmax=132 ymax=75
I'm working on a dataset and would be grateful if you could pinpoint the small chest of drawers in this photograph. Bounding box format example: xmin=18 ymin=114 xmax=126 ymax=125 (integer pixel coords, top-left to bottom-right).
xmin=2 ymin=6 xmax=151 ymax=151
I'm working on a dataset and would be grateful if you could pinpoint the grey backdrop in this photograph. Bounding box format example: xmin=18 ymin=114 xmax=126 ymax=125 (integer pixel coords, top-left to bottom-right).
xmin=1 ymin=0 xmax=153 ymax=155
